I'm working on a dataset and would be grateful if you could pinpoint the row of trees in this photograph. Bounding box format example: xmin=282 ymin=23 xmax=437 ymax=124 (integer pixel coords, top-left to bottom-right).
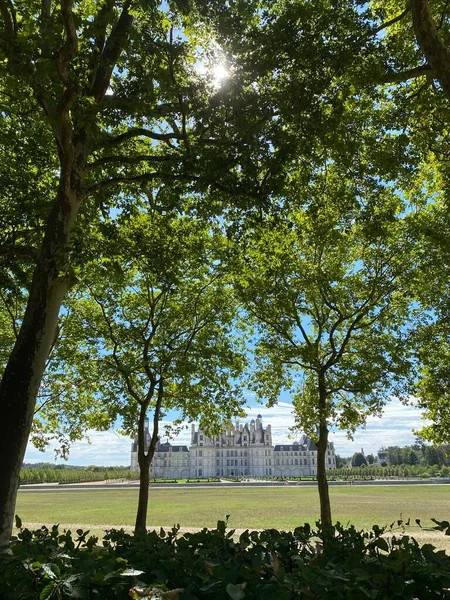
xmin=351 ymin=444 xmax=450 ymax=468
xmin=3 ymin=0 xmax=450 ymax=543
xmin=331 ymin=464 xmax=450 ymax=479
xmin=19 ymin=467 xmax=136 ymax=485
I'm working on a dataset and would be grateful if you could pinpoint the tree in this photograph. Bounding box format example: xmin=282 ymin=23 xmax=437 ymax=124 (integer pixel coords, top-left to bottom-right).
xmin=335 ymin=455 xmax=346 ymax=469
xmin=0 ymin=0 xmax=381 ymax=545
xmin=407 ymin=449 xmax=419 ymax=466
xmin=352 ymin=452 xmax=367 ymax=468
xmin=233 ymin=168 xmax=414 ymax=531
xmin=57 ymin=209 xmax=246 ymax=531
xmin=404 ymin=202 xmax=450 ymax=444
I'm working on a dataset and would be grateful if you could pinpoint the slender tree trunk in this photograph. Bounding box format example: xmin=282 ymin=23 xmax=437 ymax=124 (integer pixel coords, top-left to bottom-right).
xmin=135 ymin=453 xmax=151 ymax=533
xmin=134 ymin=383 xmax=163 ymax=533
xmin=0 ymin=150 xmax=88 ymax=546
xmin=316 ymin=425 xmax=332 ymax=531
xmin=316 ymin=374 xmax=332 ymax=533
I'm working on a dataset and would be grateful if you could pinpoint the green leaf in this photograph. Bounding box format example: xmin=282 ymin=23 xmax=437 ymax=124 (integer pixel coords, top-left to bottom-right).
xmin=15 ymin=515 xmax=22 ymax=528
xmin=39 ymin=582 xmax=56 ymax=600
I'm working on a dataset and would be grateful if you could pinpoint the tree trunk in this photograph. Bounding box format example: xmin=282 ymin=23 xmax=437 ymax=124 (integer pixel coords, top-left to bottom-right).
xmin=135 ymin=453 xmax=151 ymax=533
xmin=316 ymin=374 xmax=332 ymax=533
xmin=134 ymin=385 xmax=162 ymax=533
xmin=316 ymin=424 xmax=332 ymax=532
xmin=411 ymin=0 xmax=450 ymax=101
xmin=0 ymin=161 xmax=86 ymax=546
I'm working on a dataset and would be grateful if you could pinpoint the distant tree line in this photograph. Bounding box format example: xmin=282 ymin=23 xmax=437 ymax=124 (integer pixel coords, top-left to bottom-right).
xmin=331 ymin=441 xmax=450 ymax=480
xmin=329 ymin=463 xmax=450 ymax=480
xmin=19 ymin=465 xmax=135 ymax=485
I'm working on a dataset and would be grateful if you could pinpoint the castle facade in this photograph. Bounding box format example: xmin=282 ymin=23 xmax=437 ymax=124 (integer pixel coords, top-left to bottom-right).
xmin=130 ymin=415 xmax=336 ymax=478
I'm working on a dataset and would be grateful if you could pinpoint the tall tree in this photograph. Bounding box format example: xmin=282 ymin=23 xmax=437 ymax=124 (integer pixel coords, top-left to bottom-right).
xmin=53 ymin=209 xmax=246 ymax=531
xmin=233 ymin=169 xmax=414 ymax=530
xmin=0 ymin=0 xmax=377 ymax=544
xmin=0 ymin=0 xmax=251 ymax=544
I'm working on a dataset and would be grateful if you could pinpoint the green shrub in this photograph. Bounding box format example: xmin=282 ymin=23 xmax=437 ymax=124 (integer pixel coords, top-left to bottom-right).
xmin=1 ymin=516 xmax=450 ymax=599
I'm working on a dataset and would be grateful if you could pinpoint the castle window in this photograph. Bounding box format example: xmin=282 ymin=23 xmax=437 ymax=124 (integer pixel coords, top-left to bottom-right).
xmin=198 ymin=450 xmax=202 ymax=457
xmin=295 ymin=459 xmax=298 ymax=465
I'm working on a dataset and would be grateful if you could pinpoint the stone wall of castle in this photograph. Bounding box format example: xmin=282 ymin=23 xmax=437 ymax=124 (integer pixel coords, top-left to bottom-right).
xmin=130 ymin=416 xmax=336 ymax=478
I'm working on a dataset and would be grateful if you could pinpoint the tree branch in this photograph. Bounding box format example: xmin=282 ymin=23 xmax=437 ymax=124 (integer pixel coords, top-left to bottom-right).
xmin=99 ymin=127 xmax=183 ymax=148
xmin=86 ymin=172 xmax=197 ymax=195
xmin=60 ymin=0 xmax=78 ymax=61
xmin=0 ymin=244 xmax=39 ymax=259
xmin=87 ymin=154 xmax=174 ymax=171
xmin=412 ymin=0 xmax=450 ymax=99
xmin=0 ymin=0 xmax=15 ymax=38
xmin=90 ymin=0 xmax=134 ymax=103
xmin=146 ymin=379 xmax=164 ymax=460
xmin=379 ymin=64 xmax=433 ymax=84
xmin=365 ymin=5 xmax=411 ymax=40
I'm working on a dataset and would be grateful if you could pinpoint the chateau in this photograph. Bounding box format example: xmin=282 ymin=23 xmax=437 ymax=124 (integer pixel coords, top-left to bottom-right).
xmin=130 ymin=415 xmax=336 ymax=478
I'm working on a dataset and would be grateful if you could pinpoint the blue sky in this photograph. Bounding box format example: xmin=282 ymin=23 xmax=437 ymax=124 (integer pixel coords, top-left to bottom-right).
xmin=24 ymin=397 xmax=428 ymax=466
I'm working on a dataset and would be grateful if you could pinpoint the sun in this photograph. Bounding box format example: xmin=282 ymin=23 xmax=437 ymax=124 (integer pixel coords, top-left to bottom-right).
xmin=211 ymin=63 xmax=229 ymax=86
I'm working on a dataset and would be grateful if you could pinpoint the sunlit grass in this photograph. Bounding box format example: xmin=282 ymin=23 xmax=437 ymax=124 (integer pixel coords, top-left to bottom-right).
xmin=16 ymin=484 xmax=450 ymax=532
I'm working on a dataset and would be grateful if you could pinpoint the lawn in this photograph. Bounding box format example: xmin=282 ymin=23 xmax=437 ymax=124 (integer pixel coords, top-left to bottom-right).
xmin=16 ymin=484 xmax=450 ymax=532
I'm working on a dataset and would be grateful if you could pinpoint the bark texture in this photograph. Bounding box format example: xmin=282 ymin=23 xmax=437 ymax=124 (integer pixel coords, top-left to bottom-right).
xmin=412 ymin=0 xmax=450 ymax=99
xmin=0 ymin=169 xmax=85 ymax=546
xmin=134 ymin=388 xmax=162 ymax=533
xmin=316 ymin=427 xmax=332 ymax=532
xmin=317 ymin=376 xmax=332 ymax=533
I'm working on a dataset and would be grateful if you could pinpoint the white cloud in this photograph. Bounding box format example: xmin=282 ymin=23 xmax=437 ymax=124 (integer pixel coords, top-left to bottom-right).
xmin=24 ymin=398 xmax=429 ymax=466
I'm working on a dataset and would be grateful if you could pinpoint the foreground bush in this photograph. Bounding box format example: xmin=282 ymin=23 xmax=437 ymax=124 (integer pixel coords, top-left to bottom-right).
xmin=1 ymin=517 xmax=450 ymax=599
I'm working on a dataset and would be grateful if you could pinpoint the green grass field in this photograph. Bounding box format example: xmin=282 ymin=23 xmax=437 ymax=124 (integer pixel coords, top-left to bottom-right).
xmin=16 ymin=485 xmax=450 ymax=532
